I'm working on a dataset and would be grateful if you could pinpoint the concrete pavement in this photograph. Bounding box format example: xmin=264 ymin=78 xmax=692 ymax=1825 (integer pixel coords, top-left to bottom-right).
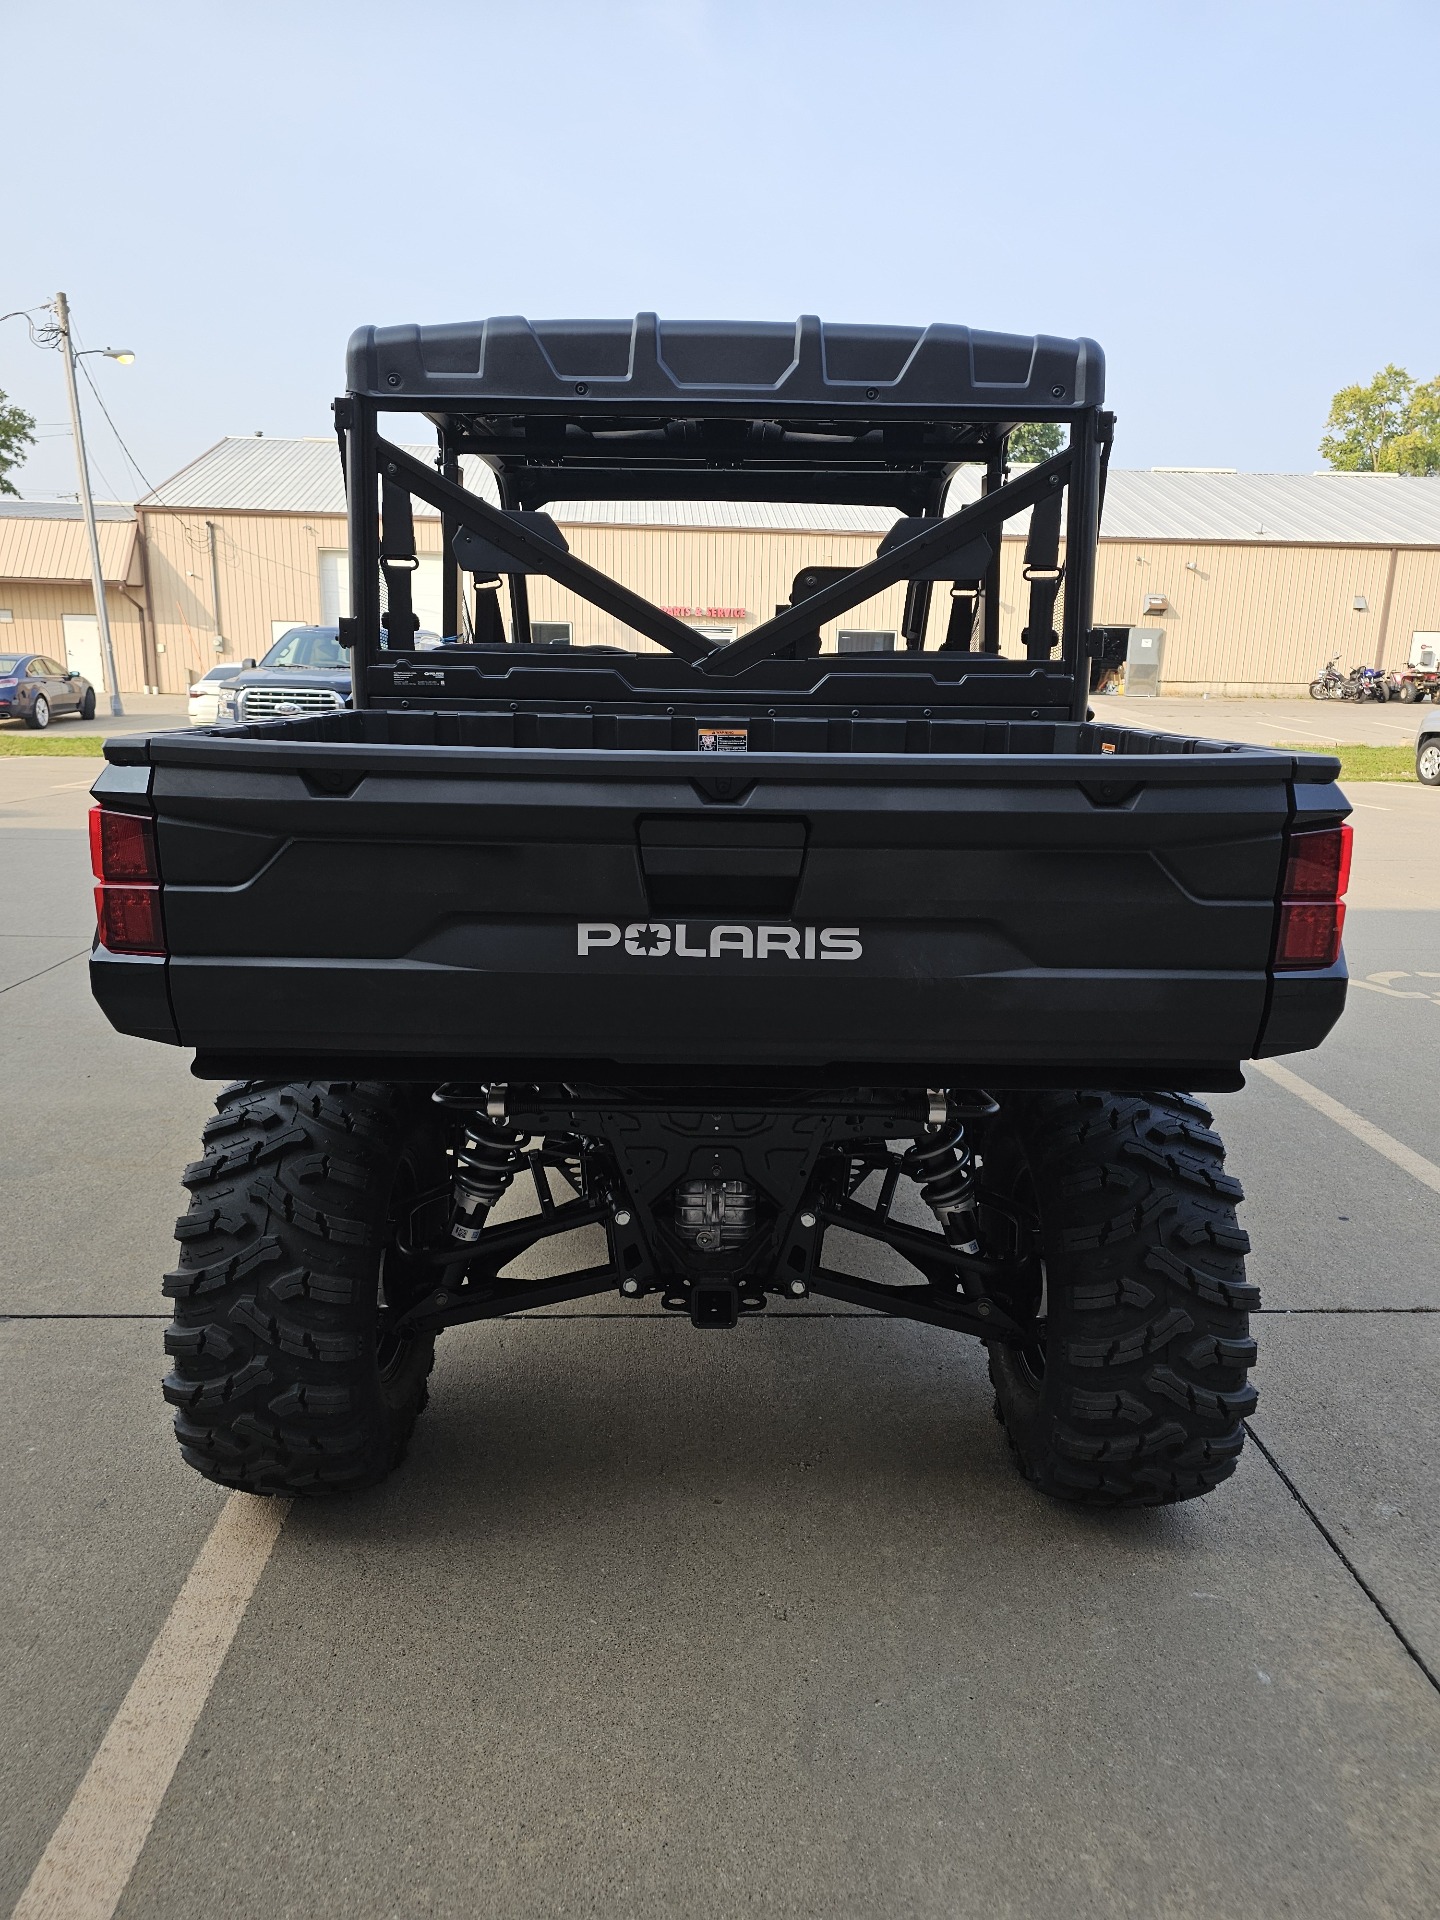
xmin=1120 ymin=693 xmax=1429 ymax=748
xmin=2 ymin=754 xmax=1438 ymax=1919
xmin=0 ymin=693 xmax=189 ymax=741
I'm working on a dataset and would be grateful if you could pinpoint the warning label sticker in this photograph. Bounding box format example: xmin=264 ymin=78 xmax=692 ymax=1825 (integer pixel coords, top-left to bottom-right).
xmin=698 ymin=727 xmax=748 ymax=753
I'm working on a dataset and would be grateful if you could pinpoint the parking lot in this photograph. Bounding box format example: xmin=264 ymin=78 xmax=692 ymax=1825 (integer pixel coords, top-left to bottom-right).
xmin=3 ymin=713 xmax=1438 ymax=1919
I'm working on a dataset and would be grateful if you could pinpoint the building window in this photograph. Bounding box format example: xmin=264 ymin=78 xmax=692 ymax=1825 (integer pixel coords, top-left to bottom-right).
xmin=837 ymin=629 xmax=896 ymax=653
xmin=0 ymin=609 xmax=12 ymax=623
xmin=531 ymin=622 xmax=572 ymax=645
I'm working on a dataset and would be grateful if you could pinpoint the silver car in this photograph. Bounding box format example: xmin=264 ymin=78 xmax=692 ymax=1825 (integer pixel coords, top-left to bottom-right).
xmin=1416 ymin=708 xmax=1440 ymax=785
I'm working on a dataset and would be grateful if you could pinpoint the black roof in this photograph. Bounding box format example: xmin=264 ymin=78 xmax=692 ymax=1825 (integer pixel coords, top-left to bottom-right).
xmin=346 ymin=314 xmax=1104 ymax=418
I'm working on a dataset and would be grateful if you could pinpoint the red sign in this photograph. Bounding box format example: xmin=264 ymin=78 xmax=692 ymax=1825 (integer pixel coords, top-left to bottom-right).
xmin=660 ymin=606 xmax=748 ymax=619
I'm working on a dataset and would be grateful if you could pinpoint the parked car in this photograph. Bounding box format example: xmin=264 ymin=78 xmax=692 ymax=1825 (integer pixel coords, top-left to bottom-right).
xmin=214 ymin=624 xmax=449 ymax=725
xmin=217 ymin=625 xmax=354 ymax=724
xmin=1416 ymin=708 xmax=1440 ymax=785
xmin=187 ymin=663 xmax=246 ymax=726
xmin=0 ymin=652 xmax=96 ymax=728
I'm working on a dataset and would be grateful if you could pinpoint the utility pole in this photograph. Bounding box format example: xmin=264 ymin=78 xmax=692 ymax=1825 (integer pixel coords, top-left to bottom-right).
xmin=205 ymin=520 xmax=226 ymax=655
xmin=54 ymin=291 xmax=124 ymax=715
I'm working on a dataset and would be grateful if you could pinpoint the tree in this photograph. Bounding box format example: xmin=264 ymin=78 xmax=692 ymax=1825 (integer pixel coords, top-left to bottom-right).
xmin=1386 ymin=375 xmax=1440 ymax=474
xmin=1319 ymin=365 xmax=1440 ymax=474
xmin=1007 ymin=420 xmax=1064 ymax=464
xmin=0 ymin=387 xmax=36 ymax=497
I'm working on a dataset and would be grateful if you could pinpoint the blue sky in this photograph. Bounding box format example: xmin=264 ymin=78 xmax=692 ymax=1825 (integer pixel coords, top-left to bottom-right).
xmin=4 ymin=0 xmax=1437 ymax=498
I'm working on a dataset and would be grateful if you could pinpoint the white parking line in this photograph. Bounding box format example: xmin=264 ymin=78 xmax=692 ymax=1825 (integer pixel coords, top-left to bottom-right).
xmin=10 ymin=1493 xmax=289 ymax=1920
xmin=1251 ymin=1058 xmax=1440 ymax=1197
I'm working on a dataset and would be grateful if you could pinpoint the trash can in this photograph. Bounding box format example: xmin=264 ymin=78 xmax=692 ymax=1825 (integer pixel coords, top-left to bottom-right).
xmin=1124 ymin=626 xmax=1165 ymax=697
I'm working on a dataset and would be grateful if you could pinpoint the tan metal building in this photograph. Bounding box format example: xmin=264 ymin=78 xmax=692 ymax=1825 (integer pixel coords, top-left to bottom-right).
xmin=0 ymin=502 xmax=151 ymax=694
xmin=1072 ymin=468 xmax=1440 ymax=695
xmin=11 ymin=442 xmax=1440 ymax=697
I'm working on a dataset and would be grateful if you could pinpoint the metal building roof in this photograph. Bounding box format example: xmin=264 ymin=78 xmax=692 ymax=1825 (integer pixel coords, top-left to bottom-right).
xmin=948 ymin=466 xmax=1440 ymax=544
xmin=137 ymin=437 xmax=1440 ymax=546
xmin=0 ymin=500 xmax=134 ymax=521
xmin=1105 ymin=469 xmax=1440 ymax=544
xmin=140 ymin=437 xmax=384 ymax=513
xmin=0 ymin=502 xmax=138 ymax=584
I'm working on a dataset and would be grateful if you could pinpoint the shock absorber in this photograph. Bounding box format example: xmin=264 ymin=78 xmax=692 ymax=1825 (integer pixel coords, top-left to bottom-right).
xmin=903 ymin=1105 xmax=981 ymax=1255
xmin=450 ymin=1100 xmax=526 ymax=1244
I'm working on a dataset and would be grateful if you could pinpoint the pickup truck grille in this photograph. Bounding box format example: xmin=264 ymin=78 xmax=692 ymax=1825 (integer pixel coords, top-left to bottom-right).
xmin=239 ymin=686 xmax=346 ymax=721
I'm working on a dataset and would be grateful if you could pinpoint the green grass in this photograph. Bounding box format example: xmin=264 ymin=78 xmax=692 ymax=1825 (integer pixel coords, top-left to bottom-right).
xmin=0 ymin=733 xmax=108 ymax=756
xmin=1275 ymin=743 xmax=1416 ymax=782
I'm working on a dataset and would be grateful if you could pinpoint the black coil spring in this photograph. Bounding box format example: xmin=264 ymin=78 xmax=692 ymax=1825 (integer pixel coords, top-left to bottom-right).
xmin=903 ymin=1123 xmax=980 ymax=1252
xmin=451 ymin=1115 xmax=526 ymax=1242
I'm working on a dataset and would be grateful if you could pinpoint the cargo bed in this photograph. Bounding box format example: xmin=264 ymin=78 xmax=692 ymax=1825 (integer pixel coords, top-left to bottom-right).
xmin=91 ymin=712 xmax=1348 ymax=1088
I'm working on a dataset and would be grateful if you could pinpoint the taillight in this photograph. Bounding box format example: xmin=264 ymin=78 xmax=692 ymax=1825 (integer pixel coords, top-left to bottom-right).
xmin=90 ymin=805 xmax=165 ymax=955
xmin=95 ymin=886 xmax=165 ymax=954
xmin=89 ymin=807 xmax=157 ymax=882
xmin=1282 ymin=824 xmax=1352 ymax=901
xmin=1274 ymin=822 xmax=1352 ymax=970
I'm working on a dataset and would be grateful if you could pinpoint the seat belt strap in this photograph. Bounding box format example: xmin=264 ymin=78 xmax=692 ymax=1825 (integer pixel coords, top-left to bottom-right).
xmin=380 ymin=478 xmax=418 ymax=645
xmin=1021 ymin=486 xmax=1064 ymax=660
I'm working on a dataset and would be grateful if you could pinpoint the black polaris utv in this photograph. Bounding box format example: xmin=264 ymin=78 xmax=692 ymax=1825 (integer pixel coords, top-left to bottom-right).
xmin=89 ymin=315 xmax=1350 ymax=1506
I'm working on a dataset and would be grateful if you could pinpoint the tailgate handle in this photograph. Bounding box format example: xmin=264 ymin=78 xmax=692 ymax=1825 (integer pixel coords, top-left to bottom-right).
xmin=638 ymin=820 xmax=805 ymax=911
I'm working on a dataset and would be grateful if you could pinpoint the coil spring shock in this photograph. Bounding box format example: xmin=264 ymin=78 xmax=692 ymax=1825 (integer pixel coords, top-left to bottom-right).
xmin=904 ymin=1121 xmax=980 ymax=1255
xmin=450 ymin=1112 xmax=526 ymax=1243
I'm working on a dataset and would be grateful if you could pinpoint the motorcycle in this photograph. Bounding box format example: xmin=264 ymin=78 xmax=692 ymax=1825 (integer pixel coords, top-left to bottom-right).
xmin=1309 ymin=655 xmax=1390 ymax=701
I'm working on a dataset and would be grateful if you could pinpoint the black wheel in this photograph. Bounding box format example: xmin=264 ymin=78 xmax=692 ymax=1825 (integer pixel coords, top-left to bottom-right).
xmin=25 ymin=693 xmax=50 ymax=731
xmin=980 ymin=1091 xmax=1257 ymax=1507
xmin=1398 ymin=683 xmax=1419 ymax=704
xmin=1417 ymin=739 xmax=1440 ymax=786
xmin=1307 ymin=679 xmax=1329 ymax=700
xmin=163 ymin=1080 xmax=447 ymax=1495
xmin=80 ymin=687 xmax=96 ymax=719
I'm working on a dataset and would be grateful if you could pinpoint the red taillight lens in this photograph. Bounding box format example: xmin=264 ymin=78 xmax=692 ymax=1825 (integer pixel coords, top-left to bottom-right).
xmin=1274 ymin=821 xmax=1352 ymax=970
xmin=1276 ymin=900 xmax=1346 ymax=968
xmin=90 ymin=807 xmax=164 ymax=954
xmin=94 ymin=884 xmax=165 ymax=955
xmin=89 ymin=806 xmax=157 ymax=882
xmin=1282 ymin=823 xmax=1353 ymax=900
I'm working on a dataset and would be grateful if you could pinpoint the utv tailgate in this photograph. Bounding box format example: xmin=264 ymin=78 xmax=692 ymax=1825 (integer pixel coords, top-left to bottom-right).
xmin=90 ymin=721 xmax=1348 ymax=1086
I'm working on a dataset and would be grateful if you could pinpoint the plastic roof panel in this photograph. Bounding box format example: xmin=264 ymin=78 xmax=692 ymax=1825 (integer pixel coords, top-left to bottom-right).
xmin=345 ymin=314 xmax=1104 ymax=415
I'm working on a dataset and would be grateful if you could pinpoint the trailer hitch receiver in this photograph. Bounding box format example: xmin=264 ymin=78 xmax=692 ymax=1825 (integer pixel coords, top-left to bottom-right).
xmin=690 ymin=1278 xmax=741 ymax=1329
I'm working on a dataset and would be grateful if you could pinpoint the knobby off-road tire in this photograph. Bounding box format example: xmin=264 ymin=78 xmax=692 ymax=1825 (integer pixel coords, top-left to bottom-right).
xmin=163 ymin=1080 xmax=447 ymax=1495
xmin=982 ymin=1091 xmax=1258 ymax=1508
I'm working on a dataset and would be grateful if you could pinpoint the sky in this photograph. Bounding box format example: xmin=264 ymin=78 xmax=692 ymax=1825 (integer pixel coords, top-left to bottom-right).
xmin=3 ymin=0 xmax=1438 ymax=500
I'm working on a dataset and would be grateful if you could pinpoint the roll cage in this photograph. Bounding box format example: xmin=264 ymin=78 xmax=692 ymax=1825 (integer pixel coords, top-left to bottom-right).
xmin=334 ymin=314 xmax=1112 ymax=722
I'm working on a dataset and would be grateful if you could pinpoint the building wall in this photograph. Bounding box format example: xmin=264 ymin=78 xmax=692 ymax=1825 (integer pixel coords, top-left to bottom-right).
xmin=128 ymin=504 xmax=1440 ymax=695
xmin=0 ymin=579 xmax=147 ymax=689
xmin=1092 ymin=540 xmax=1440 ymax=693
xmin=530 ymin=523 xmax=912 ymax=650
xmin=142 ymin=509 xmax=343 ymax=691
